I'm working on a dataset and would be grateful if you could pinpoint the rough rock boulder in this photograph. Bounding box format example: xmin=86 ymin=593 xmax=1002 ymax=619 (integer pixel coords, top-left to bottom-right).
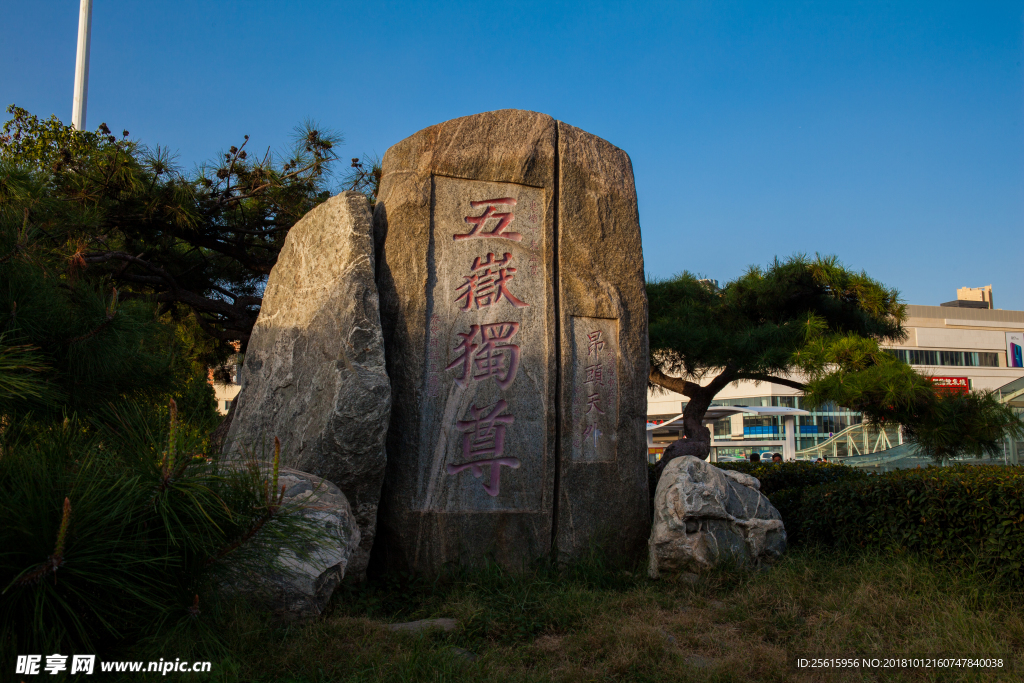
xmin=225 ymin=191 xmax=390 ymax=579
xmin=648 ymin=456 xmax=786 ymax=578
xmin=240 ymin=468 xmax=360 ymax=621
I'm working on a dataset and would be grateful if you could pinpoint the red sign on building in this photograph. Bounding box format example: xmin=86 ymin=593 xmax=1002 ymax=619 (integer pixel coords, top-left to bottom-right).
xmin=930 ymin=376 xmax=969 ymax=395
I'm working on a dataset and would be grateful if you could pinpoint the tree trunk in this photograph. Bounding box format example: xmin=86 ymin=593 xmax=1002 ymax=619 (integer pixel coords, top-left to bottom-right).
xmin=651 ymin=367 xmax=737 ymax=481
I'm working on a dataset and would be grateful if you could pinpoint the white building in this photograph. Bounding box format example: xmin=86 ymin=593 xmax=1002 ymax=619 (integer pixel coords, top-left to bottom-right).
xmin=209 ymin=353 xmax=242 ymax=415
xmin=647 ymin=288 xmax=1024 ymax=459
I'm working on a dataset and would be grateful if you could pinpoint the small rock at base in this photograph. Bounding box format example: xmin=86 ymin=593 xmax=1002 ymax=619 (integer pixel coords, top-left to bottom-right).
xmin=648 ymin=456 xmax=787 ymax=578
xmin=222 ymin=467 xmax=359 ymax=623
xmin=386 ymin=618 xmax=458 ymax=633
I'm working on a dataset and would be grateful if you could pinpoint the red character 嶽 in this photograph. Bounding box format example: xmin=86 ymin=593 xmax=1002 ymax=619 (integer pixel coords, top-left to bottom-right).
xmin=454 ymin=252 xmax=528 ymax=311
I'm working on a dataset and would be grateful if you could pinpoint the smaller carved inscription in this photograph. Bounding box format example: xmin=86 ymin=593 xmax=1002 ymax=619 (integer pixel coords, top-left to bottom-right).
xmin=570 ymin=317 xmax=619 ymax=462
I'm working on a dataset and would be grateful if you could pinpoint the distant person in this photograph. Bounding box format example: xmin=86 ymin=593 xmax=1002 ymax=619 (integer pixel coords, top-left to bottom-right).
xmin=771 ymin=453 xmax=783 ymax=463
xmin=750 ymin=452 xmax=761 ymax=463
xmin=815 ymin=457 xmax=823 ymax=464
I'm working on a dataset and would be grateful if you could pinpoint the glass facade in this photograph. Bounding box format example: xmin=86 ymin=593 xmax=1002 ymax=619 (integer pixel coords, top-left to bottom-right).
xmin=886 ymin=348 xmax=999 ymax=367
xmin=682 ymin=396 xmax=865 ymax=452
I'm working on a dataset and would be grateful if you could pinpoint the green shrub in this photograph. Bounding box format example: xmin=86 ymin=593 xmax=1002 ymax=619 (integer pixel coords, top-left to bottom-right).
xmin=714 ymin=461 xmax=869 ymax=543
xmin=799 ymin=464 xmax=1024 ymax=580
xmin=716 ymin=460 xmax=869 ymax=496
xmin=0 ymin=401 xmax=329 ymax=660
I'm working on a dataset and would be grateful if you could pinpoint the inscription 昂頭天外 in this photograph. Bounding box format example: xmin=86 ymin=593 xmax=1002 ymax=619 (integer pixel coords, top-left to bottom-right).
xmin=570 ymin=317 xmax=619 ymax=463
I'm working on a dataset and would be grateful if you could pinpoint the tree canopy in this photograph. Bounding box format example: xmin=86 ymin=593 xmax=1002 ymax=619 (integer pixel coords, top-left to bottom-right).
xmin=647 ymin=255 xmax=1022 ymax=470
xmin=1 ymin=105 xmax=373 ymax=421
xmin=0 ymin=105 xmax=378 ymax=350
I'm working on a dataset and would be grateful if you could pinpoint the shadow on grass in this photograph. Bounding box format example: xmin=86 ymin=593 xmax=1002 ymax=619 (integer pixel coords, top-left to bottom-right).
xmin=173 ymin=546 xmax=1024 ymax=683
xmin=333 ymin=547 xmax=647 ymax=643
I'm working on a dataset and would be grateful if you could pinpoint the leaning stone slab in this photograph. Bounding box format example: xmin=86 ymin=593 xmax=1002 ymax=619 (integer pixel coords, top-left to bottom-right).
xmin=371 ymin=110 xmax=649 ymax=574
xmin=648 ymin=457 xmax=786 ymax=578
xmin=232 ymin=467 xmax=360 ymax=622
xmin=226 ymin=191 xmax=390 ymax=580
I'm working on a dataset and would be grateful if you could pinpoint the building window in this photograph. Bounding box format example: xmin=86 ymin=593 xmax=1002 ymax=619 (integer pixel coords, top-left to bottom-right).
xmin=886 ymin=349 xmax=999 ymax=367
xmin=743 ymin=416 xmax=780 ymax=436
xmin=712 ymin=417 xmax=732 ymax=437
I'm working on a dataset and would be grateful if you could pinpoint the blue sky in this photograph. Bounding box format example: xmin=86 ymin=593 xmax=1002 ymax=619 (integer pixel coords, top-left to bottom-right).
xmin=3 ymin=1 xmax=1022 ymax=309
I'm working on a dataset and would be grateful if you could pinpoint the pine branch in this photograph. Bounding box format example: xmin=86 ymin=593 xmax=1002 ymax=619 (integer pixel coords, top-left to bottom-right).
xmin=734 ymin=373 xmax=807 ymax=391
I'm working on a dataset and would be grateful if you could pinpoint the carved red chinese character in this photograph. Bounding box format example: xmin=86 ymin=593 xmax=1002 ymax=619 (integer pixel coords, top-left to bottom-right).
xmin=587 ymin=330 xmax=605 ymax=356
xmin=454 ymin=252 xmax=528 ymax=311
xmin=584 ymin=363 xmax=604 ymax=386
xmin=446 ymin=400 xmax=521 ymax=496
xmin=447 ymin=458 xmax=520 ymax=496
xmin=445 ymin=322 xmax=521 ymax=389
xmin=586 ymin=392 xmax=604 ymax=414
xmin=454 ymin=198 xmax=523 ymax=242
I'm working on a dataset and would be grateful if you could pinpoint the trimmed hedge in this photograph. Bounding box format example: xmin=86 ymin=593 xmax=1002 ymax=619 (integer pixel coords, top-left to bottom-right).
xmin=647 ymin=460 xmax=867 ymax=543
xmin=715 ymin=461 xmax=868 ymax=543
xmin=799 ymin=464 xmax=1024 ymax=580
xmin=655 ymin=459 xmax=1024 ymax=580
xmin=715 ymin=461 xmax=869 ymax=497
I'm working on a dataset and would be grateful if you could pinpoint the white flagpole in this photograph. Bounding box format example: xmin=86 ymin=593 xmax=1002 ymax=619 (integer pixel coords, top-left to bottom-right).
xmin=72 ymin=0 xmax=94 ymax=130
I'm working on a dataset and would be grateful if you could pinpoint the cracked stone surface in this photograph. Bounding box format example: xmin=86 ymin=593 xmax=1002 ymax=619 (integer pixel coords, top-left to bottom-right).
xmin=648 ymin=456 xmax=786 ymax=578
xmin=722 ymin=469 xmax=760 ymax=490
xmin=226 ymin=192 xmax=390 ymax=580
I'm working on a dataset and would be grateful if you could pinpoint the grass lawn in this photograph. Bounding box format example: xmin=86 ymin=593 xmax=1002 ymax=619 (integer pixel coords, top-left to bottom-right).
xmin=205 ymin=548 xmax=1023 ymax=683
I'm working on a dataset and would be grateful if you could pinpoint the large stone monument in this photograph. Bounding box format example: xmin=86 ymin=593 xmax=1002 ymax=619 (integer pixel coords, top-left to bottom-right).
xmin=371 ymin=110 xmax=649 ymax=574
xmin=226 ymin=191 xmax=391 ymax=579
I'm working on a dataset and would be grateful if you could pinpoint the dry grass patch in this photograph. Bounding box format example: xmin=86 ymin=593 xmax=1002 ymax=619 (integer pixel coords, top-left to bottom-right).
xmin=203 ymin=548 xmax=1023 ymax=683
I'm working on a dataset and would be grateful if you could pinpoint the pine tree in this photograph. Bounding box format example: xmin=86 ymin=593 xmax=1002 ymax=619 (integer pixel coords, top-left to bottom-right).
xmin=647 ymin=255 xmax=1023 ymax=471
xmin=1 ymin=105 xmax=349 ymax=349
